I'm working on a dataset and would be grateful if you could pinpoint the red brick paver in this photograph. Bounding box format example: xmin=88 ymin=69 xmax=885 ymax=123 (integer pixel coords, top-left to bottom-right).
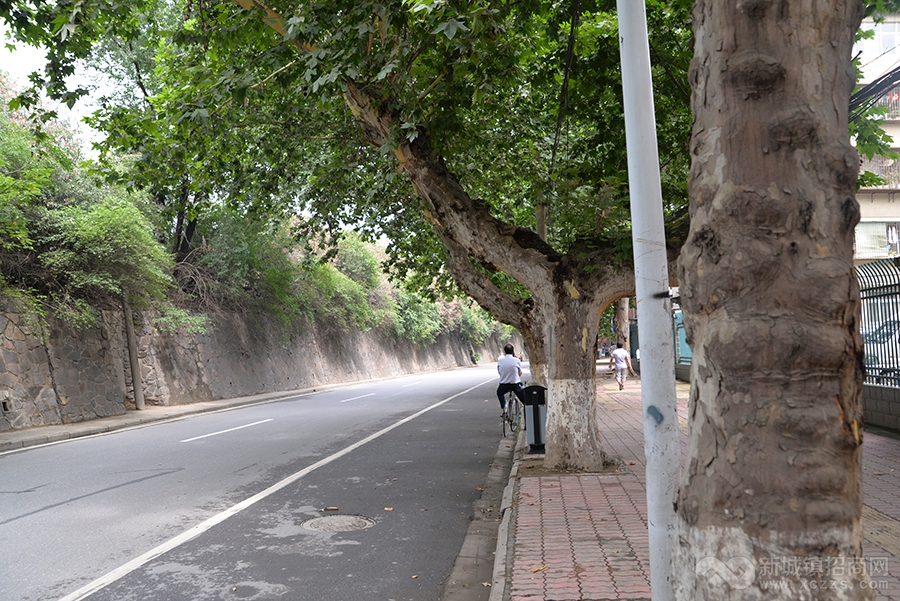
xmin=506 ymin=366 xmax=900 ymax=600
xmin=511 ymin=474 xmax=650 ymax=600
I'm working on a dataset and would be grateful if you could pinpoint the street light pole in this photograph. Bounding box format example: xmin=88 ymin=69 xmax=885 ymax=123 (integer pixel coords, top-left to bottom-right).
xmin=616 ymin=2 xmax=680 ymax=600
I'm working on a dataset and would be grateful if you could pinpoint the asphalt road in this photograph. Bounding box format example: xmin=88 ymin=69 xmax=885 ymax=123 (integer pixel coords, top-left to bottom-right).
xmin=0 ymin=365 xmax=511 ymax=601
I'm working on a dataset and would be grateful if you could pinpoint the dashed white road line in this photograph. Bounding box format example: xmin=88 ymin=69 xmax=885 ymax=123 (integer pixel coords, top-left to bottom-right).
xmin=339 ymin=393 xmax=376 ymax=403
xmin=56 ymin=377 xmax=495 ymax=601
xmin=179 ymin=419 xmax=273 ymax=443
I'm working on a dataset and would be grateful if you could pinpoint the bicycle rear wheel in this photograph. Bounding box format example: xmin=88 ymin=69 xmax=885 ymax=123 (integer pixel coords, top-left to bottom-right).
xmin=511 ymin=398 xmax=521 ymax=434
xmin=501 ymin=395 xmax=509 ymax=437
xmin=504 ymin=392 xmax=518 ymax=437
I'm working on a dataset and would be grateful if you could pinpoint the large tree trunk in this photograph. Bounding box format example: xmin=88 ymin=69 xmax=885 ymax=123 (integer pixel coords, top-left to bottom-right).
xmin=674 ymin=2 xmax=868 ymax=600
xmin=234 ymin=0 xmax=637 ymax=473
xmin=537 ymin=291 xmax=609 ymax=470
xmin=344 ymin=82 xmax=633 ymax=471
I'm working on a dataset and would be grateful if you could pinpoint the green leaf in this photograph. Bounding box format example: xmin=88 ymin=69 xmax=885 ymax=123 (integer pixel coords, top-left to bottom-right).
xmin=433 ymin=18 xmax=469 ymax=40
xmin=376 ymin=60 xmax=398 ymax=81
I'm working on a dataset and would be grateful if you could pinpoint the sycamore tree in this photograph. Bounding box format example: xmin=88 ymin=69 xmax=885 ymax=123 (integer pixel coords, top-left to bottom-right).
xmin=1 ymin=0 xmax=693 ymax=470
xmin=223 ymin=0 xmax=693 ymax=471
xmin=671 ymin=1 xmax=897 ymax=599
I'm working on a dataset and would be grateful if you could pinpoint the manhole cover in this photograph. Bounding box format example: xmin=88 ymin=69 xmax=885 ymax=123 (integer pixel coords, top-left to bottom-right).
xmin=300 ymin=515 xmax=376 ymax=532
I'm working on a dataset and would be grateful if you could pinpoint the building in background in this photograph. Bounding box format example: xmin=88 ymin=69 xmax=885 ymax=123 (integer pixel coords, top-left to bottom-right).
xmin=671 ymin=18 xmax=900 ymax=407
xmin=855 ymin=15 xmax=900 ymax=262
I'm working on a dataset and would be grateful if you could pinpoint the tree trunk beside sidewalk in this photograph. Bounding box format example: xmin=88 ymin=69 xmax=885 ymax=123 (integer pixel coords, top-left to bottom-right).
xmin=123 ymin=296 xmax=145 ymax=411
xmin=674 ymin=1 xmax=869 ymax=599
xmin=615 ymin=297 xmax=630 ymax=350
xmin=343 ymin=82 xmax=634 ymax=471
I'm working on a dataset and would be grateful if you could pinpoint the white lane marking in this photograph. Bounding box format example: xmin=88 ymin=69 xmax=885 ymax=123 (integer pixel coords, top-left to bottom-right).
xmin=179 ymin=419 xmax=273 ymax=443
xmin=339 ymin=393 xmax=376 ymax=403
xmin=55 ymin=377 xmax=495 ymax=601
xmin=401 ymin=380 xmax=422 ymax=388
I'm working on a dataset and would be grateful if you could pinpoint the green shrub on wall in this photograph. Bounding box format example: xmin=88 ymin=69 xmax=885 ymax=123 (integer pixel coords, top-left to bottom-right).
xmin=0 ymin=82 xmax=510 ymax=343
xmin=459 ymin=302 xmax=495 ymax=346
xmin=40 ymin=196 xmax=173 ymax=305
xmin=0 ymin=89 xmax=187 ymax=328
xmin=334 ymin=233 xmax=381 ymax=290
xmin=394 ymin=289 xmax=442 ymax=344
xmin=302 ymin=262 xmax=377 ymax=332
xmin=184 ymin=208 xmax=306 ymax=330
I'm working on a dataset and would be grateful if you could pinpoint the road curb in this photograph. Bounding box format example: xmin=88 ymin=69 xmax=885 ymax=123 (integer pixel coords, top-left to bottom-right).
xmin=440 ymin=429 xmax=516 ymax=601
xmin=488 ymin=430 xmax=526 ymax=601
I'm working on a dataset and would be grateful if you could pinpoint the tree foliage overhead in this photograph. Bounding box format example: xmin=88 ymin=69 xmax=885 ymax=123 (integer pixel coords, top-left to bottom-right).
xmin=1 ymin=0 xmax=695 ymax=294
xmin=1 ymin=69 xmax=503 ymax=347
xmin=4 ymin=1 xmax=897 ymax=286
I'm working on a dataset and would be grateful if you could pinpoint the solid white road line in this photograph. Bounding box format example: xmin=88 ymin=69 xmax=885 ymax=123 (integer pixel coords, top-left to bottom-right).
xmin=55 ymin=377 xmax=495 ymax=601
xmin=179 ymin=419 xmax=273 ymax=443
xmin=338 ymin=393 xmax=376 ymax=403
xmin=401 ymin=380 xmax=422 ymax=387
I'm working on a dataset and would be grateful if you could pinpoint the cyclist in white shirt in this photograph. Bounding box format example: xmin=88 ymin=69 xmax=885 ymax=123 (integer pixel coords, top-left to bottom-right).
xmin=497 ymin=344 xmax=526 ymax=411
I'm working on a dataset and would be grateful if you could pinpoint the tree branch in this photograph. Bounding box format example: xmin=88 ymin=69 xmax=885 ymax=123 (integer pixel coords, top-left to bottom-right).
xmin=440 ymin=236 xmax=529 ymax=330
xmin=231 ymin=0 xmax=317 ymax=53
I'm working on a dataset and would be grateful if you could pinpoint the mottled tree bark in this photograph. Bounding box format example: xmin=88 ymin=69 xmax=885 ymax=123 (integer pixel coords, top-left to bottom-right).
xmin=344 ymin=82 xmax=634 ymax=470
xmin=616 ymin=297 xmax=630 ymax=349
xmin=674 ymin=1 xmax=869 ymax=600
xmin=234 ymin=0 xmax=639 ymax=473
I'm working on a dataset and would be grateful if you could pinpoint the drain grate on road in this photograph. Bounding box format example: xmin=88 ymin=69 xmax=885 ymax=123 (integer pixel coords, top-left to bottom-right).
xmin=300 ymin=515 xmax=376 ymax=532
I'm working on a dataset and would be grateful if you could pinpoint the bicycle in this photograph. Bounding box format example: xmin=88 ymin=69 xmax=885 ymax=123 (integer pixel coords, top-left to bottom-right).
xmin=501 ymin=389 xmax=521 ymax=437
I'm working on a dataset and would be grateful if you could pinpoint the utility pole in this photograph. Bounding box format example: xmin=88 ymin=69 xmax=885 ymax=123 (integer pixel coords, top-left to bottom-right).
xmin=123 ymin=294 xmax=145 ymax=411
xmin=616 ymin=2 xmax=680 ymax=600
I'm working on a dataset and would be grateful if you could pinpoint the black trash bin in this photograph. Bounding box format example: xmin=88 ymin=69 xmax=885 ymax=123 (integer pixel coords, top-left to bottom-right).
xmin=521 ymin=385 xmax=547 ymax=453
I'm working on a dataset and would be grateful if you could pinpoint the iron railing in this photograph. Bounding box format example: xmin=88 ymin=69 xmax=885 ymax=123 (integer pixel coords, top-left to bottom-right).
xmin=873 ymin=85 xmax=900 ymax=121
xmin=670 ymin=260 xmax=900 ymax=388
xmin=859 ymin=258 xmax=900 ymax=387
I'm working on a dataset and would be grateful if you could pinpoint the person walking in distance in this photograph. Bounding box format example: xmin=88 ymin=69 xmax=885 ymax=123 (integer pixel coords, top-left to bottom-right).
xmin=609 ymin=342 xmax=635 ymax=390
xmin=496 ymin=344 xmax=526 ymax=413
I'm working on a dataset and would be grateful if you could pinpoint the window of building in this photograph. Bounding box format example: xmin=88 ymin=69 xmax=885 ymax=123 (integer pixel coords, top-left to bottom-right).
xmin=881 ymin=22 xmax=900 ymax=55
xmin=855 ymin=20 xmax=900 ymax=62
xmin=856 ymin=221 xmax=900 ymax=260
xmin=860 ymin=151 xmax=900 ymax=188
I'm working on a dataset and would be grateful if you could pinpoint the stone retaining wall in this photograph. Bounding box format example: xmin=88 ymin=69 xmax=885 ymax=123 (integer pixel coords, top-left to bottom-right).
xmin=0 ymin=302 xmax=514 ymax=432
xmin=0 ymin=312 xmax=61 ymax=429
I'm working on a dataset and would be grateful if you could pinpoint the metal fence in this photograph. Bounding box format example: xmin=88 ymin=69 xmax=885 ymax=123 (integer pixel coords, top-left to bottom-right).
xmin=859 ymin=154 xmax=900 ymax=189
xmin=670 ymin=260 xmax=900 ymax=387
xmin=859 ymin=258 xmax=900 ymax=387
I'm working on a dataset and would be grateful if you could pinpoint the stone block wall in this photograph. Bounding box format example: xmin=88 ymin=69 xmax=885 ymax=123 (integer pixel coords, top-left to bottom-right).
xmin=863 ymin=384 xmax=900 ymax=432
xmin=0 ymin=303 xmax=515 ymax=432
xmin=139 ymin=311 xmax=510 ymax=406
xmin=0 ymin=312 xmax=61 ymax=429
xmin=49 ymin=312 xmax=129 ymax=422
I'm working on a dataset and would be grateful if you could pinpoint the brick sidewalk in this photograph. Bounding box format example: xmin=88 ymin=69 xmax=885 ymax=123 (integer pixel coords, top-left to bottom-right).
xmin=505 ymin=369 xmax=900 ymax=601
